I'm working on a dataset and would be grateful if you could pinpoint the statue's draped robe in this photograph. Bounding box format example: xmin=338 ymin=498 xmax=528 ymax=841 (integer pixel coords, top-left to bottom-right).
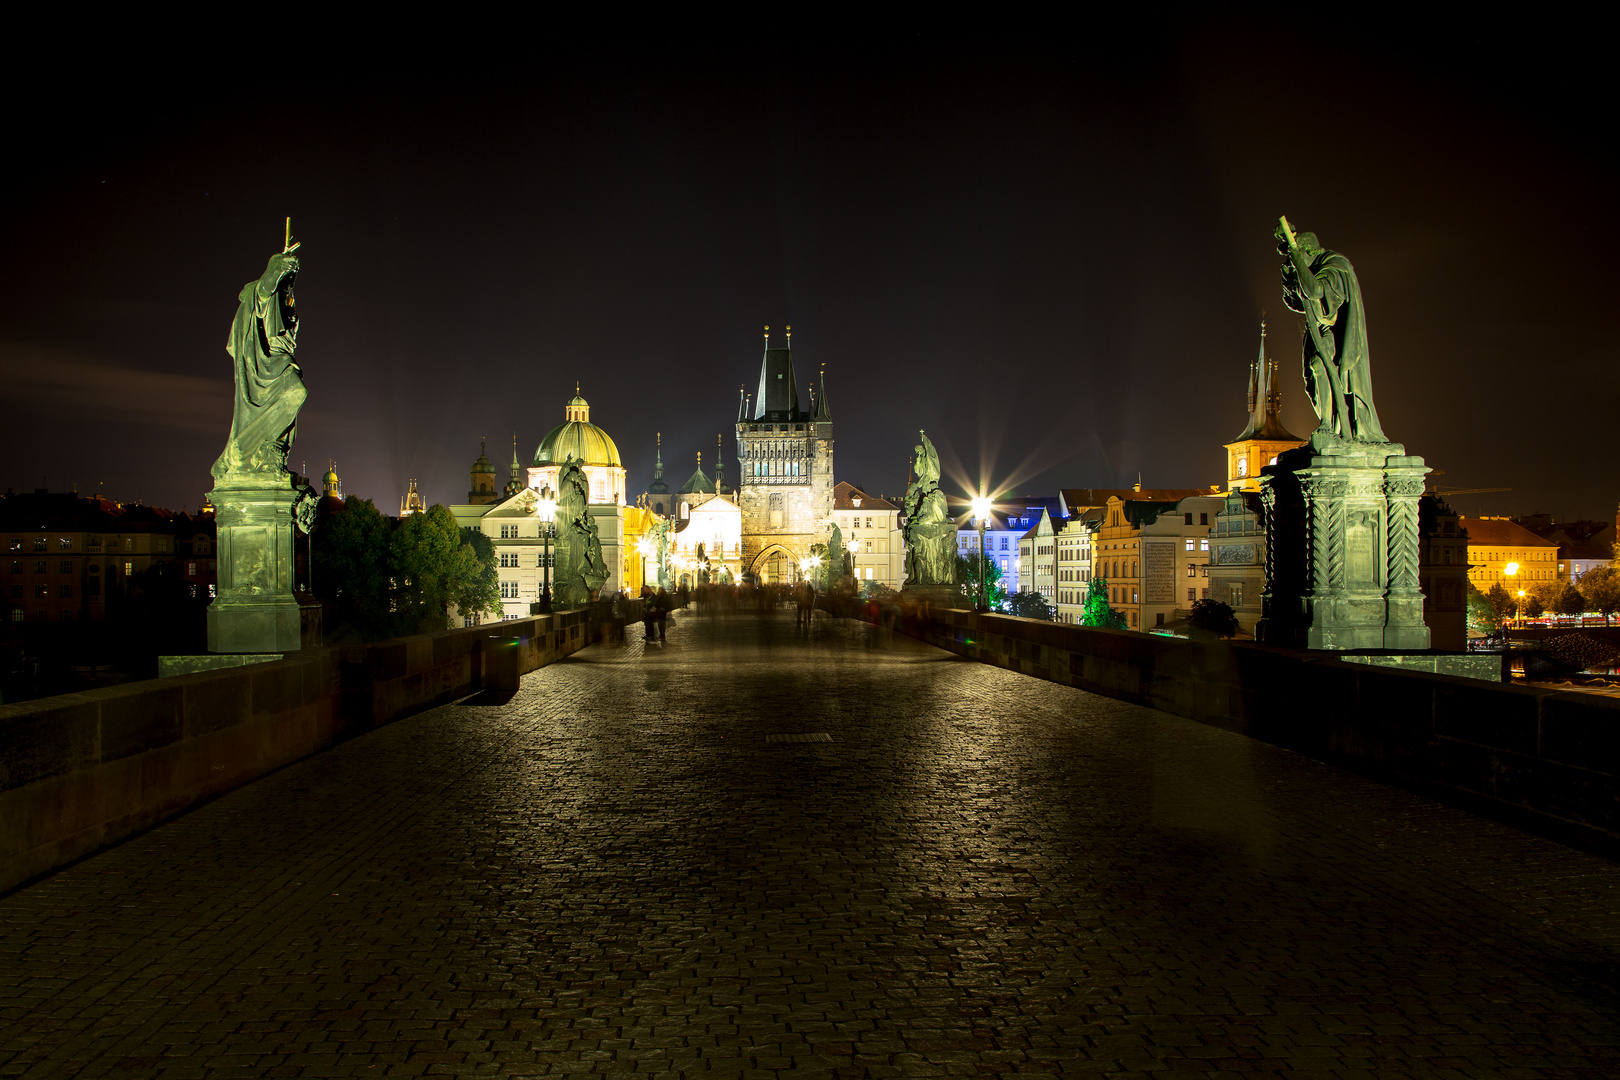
xmin=1295 ymin=250 xmax=1385 ymax=443
xmin=901 ymin=435 xmax=955 ymax=586
xmin=554 ymin=459 xmax=607 ymax=605
xmin=214 ymin=253 xmax=306 ymax=478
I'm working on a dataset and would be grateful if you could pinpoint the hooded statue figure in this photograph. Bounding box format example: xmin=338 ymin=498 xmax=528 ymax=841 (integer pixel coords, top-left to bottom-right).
xmin=901 ymin=430 xmax=957 ymax=587
xmin=553 ymin=456 xmax=609 ymax=606
xmin=213 ymin=249 xmax=307 ymax=480
xmin=1277 ymin=223 xmax=1386 ymax=444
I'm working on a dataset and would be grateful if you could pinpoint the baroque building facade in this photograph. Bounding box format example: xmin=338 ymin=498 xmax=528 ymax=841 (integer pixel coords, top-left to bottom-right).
xmin=733 ymin=329 xmax=834 ymax=585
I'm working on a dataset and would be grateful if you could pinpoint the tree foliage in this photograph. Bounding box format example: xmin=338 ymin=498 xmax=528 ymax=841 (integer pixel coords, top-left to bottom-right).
xmin=391 ymin=505 xmax=499 ymax=635
xmin=1552 ymin=582 xmax=1587 ymax=618
xmin=1580 ymin=567 xmax=1620 ymax=624
xmin=313 ymin=497 xmax=394 ymax=640
xmin=955 ymin=552 xmax=1006 ymax=609
xmin=1188 ymin=598 xmax=1239 ymax=638
xmin=1465 ymin=583 xmax=1499 ymax=636
xmin=1081 ymin=576 xmax=1126 ymax=630
xmin=1485 ymin=582 xmax=1515 ymax=624
xmin=313 ymin=499 xmax=498 ymax=641
xmin=1005 ymin=590 xmax=1053 ymax=620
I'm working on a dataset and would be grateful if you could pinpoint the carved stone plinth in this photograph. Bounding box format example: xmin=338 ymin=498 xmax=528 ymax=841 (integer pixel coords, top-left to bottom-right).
xmin=207 ymin=474 xmax=314 ymax=653
xmin=1258 ymin=432 xmax=1429 ymax=651
xmin=901 ymin=584 xmax=966 ymax=610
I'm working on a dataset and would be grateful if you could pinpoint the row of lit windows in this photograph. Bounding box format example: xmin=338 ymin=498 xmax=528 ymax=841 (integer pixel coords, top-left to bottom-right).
xmin=9 ymin=609 xmax=75 ymax=622
xmin=5 ymin=562 xmax=130 ymax=578
xmin=498 ymin=552 xmax=555 ymax=567
xmin=7 ymin=536 xmax=163 ymax=552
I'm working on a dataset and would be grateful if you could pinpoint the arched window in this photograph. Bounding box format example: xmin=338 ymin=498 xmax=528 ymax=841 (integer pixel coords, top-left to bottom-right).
xmin=769 ymin=493 xmax=784 ymax=527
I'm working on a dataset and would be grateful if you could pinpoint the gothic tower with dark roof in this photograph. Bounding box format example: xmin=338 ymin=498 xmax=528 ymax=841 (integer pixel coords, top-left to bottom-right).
xmin=734 ymin=326 xmax=834 ymax=584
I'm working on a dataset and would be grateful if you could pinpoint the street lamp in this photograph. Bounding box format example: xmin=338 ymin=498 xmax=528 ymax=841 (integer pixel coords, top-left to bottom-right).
xmin=805 ymin=553 xmax=822 ymax=591
xmin=847 ymin=537 xmax=860 ymax=588
xmin=970 ymin=495 xmax=992 ymax=612
xmin=537 ymin=486 xmax=557 ymax=612
xmin=636 ymin=538 xmax=654 ymax=590
xmin=1504 ymin=561 xmax=1519 ymax=631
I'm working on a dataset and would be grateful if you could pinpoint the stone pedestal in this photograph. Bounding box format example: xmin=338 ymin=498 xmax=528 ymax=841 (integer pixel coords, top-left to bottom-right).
xmin=902 ymin=584 xmax=966 ymax=610
xmin=207 ymin=474 xmax=312 ymax=653
xmin=1258 ymin=432 xmax=1429 ymax=651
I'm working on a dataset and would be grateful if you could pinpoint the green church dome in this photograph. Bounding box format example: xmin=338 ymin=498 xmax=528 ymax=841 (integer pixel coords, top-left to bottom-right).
xmin=533 ymin=393 xmax=622 ymax=468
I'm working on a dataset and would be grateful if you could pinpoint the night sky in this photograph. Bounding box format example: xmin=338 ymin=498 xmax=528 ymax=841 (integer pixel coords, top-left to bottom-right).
xmin=5 ymin=21 xmax=1615 ymax=523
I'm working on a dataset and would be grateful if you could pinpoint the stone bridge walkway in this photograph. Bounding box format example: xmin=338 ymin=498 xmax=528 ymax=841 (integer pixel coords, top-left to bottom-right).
xmin=3 ymin=610 xmax=1620 ymax=1077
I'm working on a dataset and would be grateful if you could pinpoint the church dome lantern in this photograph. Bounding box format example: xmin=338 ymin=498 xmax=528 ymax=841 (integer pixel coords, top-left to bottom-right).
xmin=534 ymin=391 xmax=623 ymax=469
xmin=528 ymin=387 xmax=628 ymax=506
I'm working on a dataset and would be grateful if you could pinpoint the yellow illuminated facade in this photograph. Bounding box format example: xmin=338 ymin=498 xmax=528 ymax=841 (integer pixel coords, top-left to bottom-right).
xmin=1461 ymin=516 xmax=1558 ymax=593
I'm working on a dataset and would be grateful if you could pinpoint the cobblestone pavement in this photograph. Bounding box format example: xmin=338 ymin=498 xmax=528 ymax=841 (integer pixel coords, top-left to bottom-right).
xmin=4 ymin=610 xmax=1620 ymax=1078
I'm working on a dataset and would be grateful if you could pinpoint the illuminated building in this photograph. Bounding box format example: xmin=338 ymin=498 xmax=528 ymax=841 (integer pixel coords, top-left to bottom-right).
xmin=1461 ymin=517 xmax=1558 ymax=595
xmin=733 ymin=327 xmax=834 ymax=585
xmin=1224 ymin=321 xmax=1305 ymax=492
xmin=834 ymin=482 xmax=903 ymax=590
xmin=671 ymin=492 xmax=743 ymax=587
xmin=399 ymin=480 xmax=426 ymax=517
xmin=449 ymin=390 xmax=636 ymax=619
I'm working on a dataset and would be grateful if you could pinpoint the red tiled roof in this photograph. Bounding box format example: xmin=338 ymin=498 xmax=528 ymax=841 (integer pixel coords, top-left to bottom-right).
xmin=834 ymin=482 xmax=898 ymax=511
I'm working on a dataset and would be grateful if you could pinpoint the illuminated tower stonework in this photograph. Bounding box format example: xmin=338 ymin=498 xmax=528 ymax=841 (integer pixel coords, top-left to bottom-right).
xmin=734 ymin=327 xmax=834 ymax=584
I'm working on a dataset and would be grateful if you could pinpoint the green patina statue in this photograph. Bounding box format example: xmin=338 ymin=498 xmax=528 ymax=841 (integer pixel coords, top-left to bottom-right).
xmin=205 ymin=231 xmax=318 ymax=653
xmin=901 ymin=430 xmax=956 ymax=588
xmin=553 ymin=456 xmax=608 ymax=607
xmin=1277 ymin=217 xmax=1386 ymax=444
xmin=212 ymin=240 xmax=316 ymax=527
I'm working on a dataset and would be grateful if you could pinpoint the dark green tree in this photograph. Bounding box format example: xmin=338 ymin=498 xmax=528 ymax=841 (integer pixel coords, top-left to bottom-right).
xmin=1485 ymin=582 xmax=1516 ymax=626
xmin=1005 ymin=590 xmax=1053 ymax=620
xmin=955 ymin=552 xmax=1006 ymax=610
xmin=1580 ymin=567 xmax=1620 ymax=625
xmin=1081 ymin=576 xmax=1126 ymax=629
xmin=391 ymin=505 xmax=499 ymax=635
xmin=1552 ymin=582 xmax=1587 ymax=619
xmin=1187 ymin=598 xmax=1239 ymax=638
xmin=1466 ymin=583 xmax=1499 ymax=636
xmin=312 ymin=497 xmax=394 ymax=640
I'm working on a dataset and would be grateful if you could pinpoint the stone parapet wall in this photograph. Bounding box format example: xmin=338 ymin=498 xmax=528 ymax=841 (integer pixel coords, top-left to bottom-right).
xmin=0 ymin=609 xmax=593 ymax=894
xmin=884 ymin=606 xmax=1620 ymax=858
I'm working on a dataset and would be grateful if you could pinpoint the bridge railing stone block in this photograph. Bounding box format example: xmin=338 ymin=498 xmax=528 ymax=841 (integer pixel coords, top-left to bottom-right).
xmin=1 ymin=607 xmax=601 ymax=895
xmin=866 ymin=603 xmax=1620 ymax=859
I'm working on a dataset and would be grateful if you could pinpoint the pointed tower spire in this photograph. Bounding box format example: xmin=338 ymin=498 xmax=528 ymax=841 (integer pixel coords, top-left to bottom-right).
xmin=715 ymin=433 xmax=725 ymax=495
xmin=815 ymin=360 xmax=832 ymax=421
xmin=1234 ymin=317 xmax=1299 ymax=442
xmin=654 ymin=432 xmax=664 ymax=480
xmin=737 ymin=383 xmax=748 ymax=422
xmin=754 ymin=323 xmax=800 ymax=419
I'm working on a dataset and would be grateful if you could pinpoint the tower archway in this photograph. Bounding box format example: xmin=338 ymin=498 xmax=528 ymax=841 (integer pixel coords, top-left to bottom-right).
xmin=748 ymin=544 xmax=798 ymax=585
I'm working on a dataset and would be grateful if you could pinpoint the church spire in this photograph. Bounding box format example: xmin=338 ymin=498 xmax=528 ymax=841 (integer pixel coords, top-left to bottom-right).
xmin=815 ymin=360 xmax=832 ymax=422
xmin=654 ymin=432 xmax=664 ymax=481
xmin=715 ymin=433 xmax=726 ymax=495
xmin=1235 ymin=317 xmax=1298 ymax=442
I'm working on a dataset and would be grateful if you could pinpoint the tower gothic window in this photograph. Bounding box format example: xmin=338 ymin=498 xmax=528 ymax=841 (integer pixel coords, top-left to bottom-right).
xmin=769 ymin=493 xmax=784 ymax=527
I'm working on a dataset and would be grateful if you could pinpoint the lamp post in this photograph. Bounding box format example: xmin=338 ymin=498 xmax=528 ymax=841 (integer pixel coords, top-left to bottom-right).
xmin=1504 ymin=561 xmax=1519 ymax=633
xmin=805 ymin=553 xmax=822 ymax=592
xmin=970 ymin=495 xmax=992 ymax=612
xmin=537 ymin=486 xmax=557 ymax=612
xmin=847 ymin=537 xmax=860 ymax=589
xmin=636 ymin=538 xmax=654 ymax=590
